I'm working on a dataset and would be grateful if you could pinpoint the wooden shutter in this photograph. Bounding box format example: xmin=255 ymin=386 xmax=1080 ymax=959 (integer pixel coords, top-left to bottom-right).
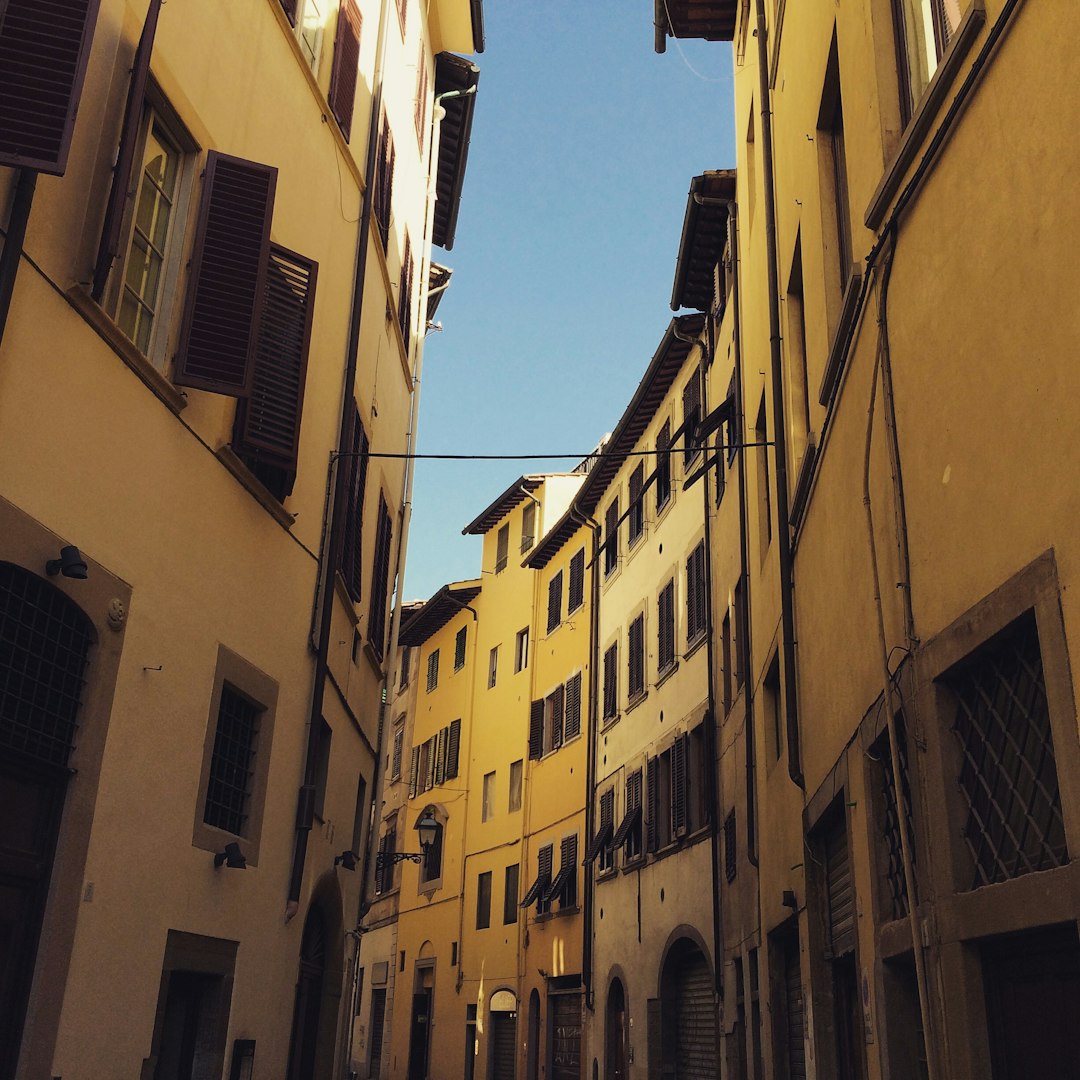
xmin=604 ymin=499 xmax=619 ymax=573
xmin=568 ymin=548 xmax=585 ymax=612
xmin=672 ymin=734 xmax=689 ymax=836
xmin=425 ymin=735 xmax=436 ymax=790
xmin=408 ymin=746 xmax=419 ymax=798
xmin=603 ymin=643 xmax=617 ymax=719
xmin=446 ymin=718 xmax=461 ymax=779
xmin=367 ymin=495 xmax=393 ymax=659
xmin=629 ymin=615 xmax=644 ymax=698
xmin=646 ymin=757 xmax=659 ymax=852
xmin=683 ymin=371 xmax=701 ymax=462
xmin=398 ymin=230 xmax=413 ymax=346
xmin=174 ymin=151 xmax=276 ymax=396
xmin=0 ymin=0 xmax=101 ymax=174
xmin=434 ymin=727 xmax=446 ymax=786
xmin=547 ymin=571 xmax=563 ymax=633
xmin=687 ymin=544 xmax=706 ymax=643
xmin=528 ymin=700 xmax=543 ymax=761
xmin=629 ymin=462 xmax=644 ymax=540
xmin=659 ymin=580 xmax=675 ymax=670
xmin=825 ymin=815 xmax=855 ymax=956
xmin=92 ymin=0 xmax=161 ymax=298
xmin=391 ymin=728 xmax=403 ymax=780
xmin=647 ymin=999 xmax=663 ymax=1079
xmin=564 ymin=673 xmax=582 ymax=741
xmin=327 ymin=0 xmax=362 ymax=141
xmin=233 ymin=244 xmax=317 ymax=474
xmin=413 ymin=45 xmax=428 ymax=145
xmin=341 ymin=407 xmax=369 ymax=601
xmin=548 ymin=686 xmax=565 ymax=751
xmin=656 ymin=420 xmax=672 ymax=509
xmin=374 ymin=117 xmax=395 ymax=252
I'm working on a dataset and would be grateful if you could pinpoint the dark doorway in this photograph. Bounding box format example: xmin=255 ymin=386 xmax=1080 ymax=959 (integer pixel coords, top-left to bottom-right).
xmin=368 ymin=988 xmax=387 ymax=1079
xmin=983 ymin=924 xmax=1080 ymax=1080
xmin=604 ymin=979 xmax=626 ymax=1080
xmin=407 ymin=990 xmax=433 ymax=1080
xmin=490 ymin=1008 xmax=517 ymax=1080
xmin=659 ymin=939 xmax=717 ymax=1080
xmin=287 ymin=905 xmax=327 ymax=1080
xmin=0 ymin=564 xmax=93 ymax=1080
xmin=152 ymin=971 xmax=219 ymax=1080
xmin=527 ymin=989 xmax=541 ymax=1080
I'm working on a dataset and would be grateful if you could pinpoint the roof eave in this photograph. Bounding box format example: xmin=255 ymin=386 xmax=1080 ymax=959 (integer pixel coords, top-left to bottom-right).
xmin=433 ymin=54 xmax=481 ymax=251
xmin=670 ymin=171 xmax=737 ymax=312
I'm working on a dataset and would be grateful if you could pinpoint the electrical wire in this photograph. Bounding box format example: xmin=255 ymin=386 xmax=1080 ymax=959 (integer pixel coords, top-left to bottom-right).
xmin=347 ymin=441 xmax=774 ymax=462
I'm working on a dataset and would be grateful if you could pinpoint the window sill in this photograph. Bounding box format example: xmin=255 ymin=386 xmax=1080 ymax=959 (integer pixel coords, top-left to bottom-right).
xmin=333 ymin=573 xmax=361 ymax=624
xmin=601 ymin=714 xmax=620 ymax=732
xmin=362 ymin=640 xmax=386 ymax=677
xmin=864 ymin=0 xmax=987 ymax=230
xmin=555 ymin=904 xmax=580 ymax=918
xmin=626 ymin=690 xmax=648 ymax=715
xmin=620 ymin=855 xmax=645 ymax=874
xmin=596 ymin=866 xmax=618 ymax=883
xmin=66 ymin=285 xmax=188 ymax=415
xmin=567 ymin=601 xmax=585 ymax=618
xmin=656 ymin=660 xmax=680 ymax=690
xmin=215 ymin=446 xmax=297 ymax=529
xmin=683 ymin=634 xmax=707 ymax=662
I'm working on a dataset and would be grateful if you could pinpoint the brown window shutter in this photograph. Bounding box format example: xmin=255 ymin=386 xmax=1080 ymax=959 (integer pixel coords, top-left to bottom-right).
xmin=398 ymin=230 xmax=413 ymax=346
xmin=367 ymin=494 xmax=394 ymax=660
xmin=341 ymin=407 xmax=369 ymax=601
xmin=408 ymin=746 xmax=419 ymax=798
xmin=603 ymin=643 xmax=617 ymax=719
xmin=547 ymin=570 xmax=562 ymax=634
xmin=278 ymin=0 xmax=298 ymax=26
xmin=672 ymin=734 xmax=688 ymax=835
xmin=528 ymin=700 xmax=543 ymax=761
xmin=646 ymin=757 xmax=658 ymax=851
xmin=233 ymin=244 xmax=317 ymax=479
xmin=174 ymin=152 xmax=276 ymax=396
xmin=327 ymin=0 xmax=362 ymax=141
xmin=550 ymin=685 xmax=565 ymax=751
xmin=91 ymin=0 xmax=161 ymax=299
xmin=0 ymin=0 xmax=101 ymax=174
xmin=564 ymin=673 xmax=582 ymax=741
xmin=568 ymin=547 xmax=585 ymax=611
xmin=446 ymin=718 xmax=461 ymax=778
xmin=434 ymin=727 xmax=446 ymax=786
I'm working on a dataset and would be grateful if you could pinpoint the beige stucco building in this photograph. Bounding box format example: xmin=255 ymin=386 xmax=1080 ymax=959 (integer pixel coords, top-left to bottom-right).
xmin=0 ymin=0 xmax=481 ymax=1076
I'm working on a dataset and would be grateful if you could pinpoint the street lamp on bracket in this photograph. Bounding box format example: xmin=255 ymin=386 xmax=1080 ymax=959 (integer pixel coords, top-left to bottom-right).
xmin=374 ymin=808 xmax=439 ymax=869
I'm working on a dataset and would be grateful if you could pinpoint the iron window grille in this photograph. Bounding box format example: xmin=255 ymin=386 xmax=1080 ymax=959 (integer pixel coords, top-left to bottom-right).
xmin=204 ymin=684 xmax=262 ymax=836
xmin=946 ymin=612 xmax=1067 ymax=890
xmin=874 ymin=717 xmax=916 ymax=919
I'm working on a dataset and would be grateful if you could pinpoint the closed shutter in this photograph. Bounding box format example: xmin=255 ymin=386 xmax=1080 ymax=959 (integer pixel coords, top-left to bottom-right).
xmin=367 ymin=495 xmax=393 ymax=659
xmin=656 ymin=420 xmax=672 ymax=509
xmin=548 ymin=994 xmax=582 ymax=1080
xmin=785 ymin=941 xmax=806 ymax=1080
xmin=233 ymin=244 xmax=317 ymax=478
xmin=683 ymin=371 xmax=702 ymax=463
xmin=549 ymin=684 xmax=565 ymax=751
xmin=825 ymin=815 xmax=855 ymax=956
xmin=568 ymin=548 xmax=585 ymax=611
xmin=628 ymin=616 xmax=644 ymax=698
xmin=646 ymin=757 xmax=659 ymax=851
xmin=0 ymin=0 xmax=101 ymax=174
xmin=327 ymin=0 xmax=362 ymax=140
xmin=603 ymin=643 xmax=617 ymax=719
xmin=391 ymin=728 xmax=403 ymax=779
xmin=408 ymin=746 xmax=419 ymax=798
xmin=434 ymin=727 xmax=446 ymax=786
xmin=341 ymin=408 xmax=369 ymax=601
xmin=564 ymin=673 xmax=582 ymax=741
xmin=671 ymin=735 xmax=688 ymax=836
xmin=374 ymin=117 xmax=395 ymax=252
xmin=491 ymin=1011 xmax=517 ymax=1080
xmin=528 ymin=700 xmax=544 ymax=761
xmin=547 ymin=571 xmax=563 ymax=633
xmin=398 ymin=229 xmax=413 ymax=345
xmin=658 ymin=580 xmax=675 ymax=670
xmin=425 ymin=735 xmax=437 ymax=791
xmin=174 ymin=152 xmax=276 ymax=395
xmin=446 ymin=718 xmax=461 ymax=778
xmin=673 ymin=950 xmax=718 ymax=1080
xmin=629 ymin=462 xmax=644 ymax=540
xmin=604 ymin=499 xmax=619 ymax=573
xmin=689 ymin=544 xmax=707 ymax=642
xmin=92 ymin=0 xmax=161 ymax=298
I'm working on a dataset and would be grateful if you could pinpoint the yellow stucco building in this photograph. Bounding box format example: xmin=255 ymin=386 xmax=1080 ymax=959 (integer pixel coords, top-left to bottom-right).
xmin=0 ymin=0 xmax=481 ymax=1077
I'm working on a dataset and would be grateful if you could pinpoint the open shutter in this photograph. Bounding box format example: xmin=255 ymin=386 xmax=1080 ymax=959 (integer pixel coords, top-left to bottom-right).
xmin=408 ymin=746 xmax=419 ymax=798
xmin=233 ymin=244 xmax=317 ymax=475
xmin=174 ymin=151 xmax=276 ymax=396
xmin=434 ymin=727 xmax=446 ymax=786
xmin=278 ymin=0 xmax=298 ymax=25
xmin=91 ymin=0 xmax=161 ymax=298
xmin=564 ymin=673 xmax=582 ymax=741
xmin=825 ymin=816 xmax=855 ymax=956
xmin=528 ymin=700 xmax=543 ymax=761
xmin=327 ymin=0 xmax=362 ymax=140
xmin=446 ymin=718 xmax=461 ymax=779
xmin=547 ymin=571 xmax=563 ymax=634
xmin=340 ymin=408 xmax=369 ymax=601
xmin=0 ymin=0 xmax=101 ymax=174
xmin=550 ymin=685 xmax=565 ymax=751
xmin=646 ymin=758 xmax=659 ymax=852
xmin=568 ymin=548 xmax=585 ymax=611
xmin=672 ymin=734 xmax=688 ymax=836
xmin=425 ymin=735 xmax=437 ymax=790
xmin=367 ymin=495 xmax=394 ymax=659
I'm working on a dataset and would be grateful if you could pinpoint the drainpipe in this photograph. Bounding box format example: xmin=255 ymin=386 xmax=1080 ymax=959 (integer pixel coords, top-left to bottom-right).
xmin=572 ymin=505 xmax=602 ymax=1012
xmin=753 ymin=0 xmax=803 ymax=789
xmin=287 ymin=0 xmax=392 ymax=919
xmin=0 ymin=170 xmax=37 ymax=350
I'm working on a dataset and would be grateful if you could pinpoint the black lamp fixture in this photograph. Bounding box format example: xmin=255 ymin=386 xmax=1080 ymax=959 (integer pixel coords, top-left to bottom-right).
xmin=375 ymin=809 xmax=439 ymax=869
xmin=214 ymin=842 xmax=247 ymax=869
xmin=334 ymin=849 xmax=358 ymax=871
xmin=46 ymin=544 xmax=88 ymax=580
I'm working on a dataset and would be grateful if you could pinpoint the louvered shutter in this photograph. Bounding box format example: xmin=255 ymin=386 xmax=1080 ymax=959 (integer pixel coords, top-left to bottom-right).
xmin=528 ymin=700 xmax=543 ymax=760
xmin=0 ymin=0 xmax=101 ymax=174
xmin=174 ymin=152 xmax=276 ymax=396
xmin=434 ymin=727 xmax=446 ymax=786
xmin=391 ymin=728 xmax=403 ymax=780
xmin=233 ymin=244 xmax=317 ymax=478
xmin=659 ymin=581 xmax=675 ymax=670
xmin=425 ymin=735 xmax=437 ymax=790
xmin=278 ymin=0 xmax=298 ymax=25
xmin=539 ymin=844 xmax=553 ymax=893
xmin=550 ymin=685 xmax=565 ymax=751
xmin=564 ymin=673 xmax=582 ymax=741
xmin=629 ymin=616 xmax=644 ymax=698
xmin=604 ymin=499 xmax=619 ymax=573
xmin=568 ymin=548 xmax=585 ymax=612
xmin=408 ymin=746 xmax=419 ymax=798
xmin=327 ymin=0 xmax=362 ymax=141
xmin=672 ymin=735 xmax=688 ymax=836
xmin=398 ymin=230 xmax=413 ymax=346
xmin=825 ymin=816 xmax=855 ymax=956
xmin=683 ymin=372 xmax=701 ymax=463
xmin=687 ymin=544 xmax=706 ymax=643
xmin=646 ymin=757 xmax=659 ymax=851
xmin=629 ymin=463 xmax=644 ymax=540
xmin=92 ymin=0 xmax=161 ymax=298
xmin=656 ymin=420 xmax=672 ymax=509
xmin=603 ymin=643 xmax=617 ymax=719
xmin=374 ymin=118 xmax=394 ymax=252
xmin=368 ymin=495 xmax=393 ymax=659
xmin=341 ymin=408 xmax=369 ymax=601
xmin=547 ymin=571 xmax=563 ymax=634
xmin=446 ymin=718 xmax=461 ymax=779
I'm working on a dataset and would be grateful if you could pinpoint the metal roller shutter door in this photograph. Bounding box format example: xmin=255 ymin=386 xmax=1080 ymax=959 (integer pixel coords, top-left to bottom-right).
xmin=785 ymin=944 xmax=806 ymax=1080
xmin=674 ymin=953 xmax=718 ymax=1080
xmin=825 ymin=818 xmax=855 ymax=956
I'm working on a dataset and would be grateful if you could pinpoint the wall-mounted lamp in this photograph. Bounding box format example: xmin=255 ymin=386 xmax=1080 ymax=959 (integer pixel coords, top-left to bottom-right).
xmin=334 ymin=850 xmax=358 ymax=871
xmin=46 ymin=544 xmax=88 ymax=580
xmin=375 ymin=809 xmax=439 ymax=869
xmin=214 ymin=842 xmax=247 ymax=869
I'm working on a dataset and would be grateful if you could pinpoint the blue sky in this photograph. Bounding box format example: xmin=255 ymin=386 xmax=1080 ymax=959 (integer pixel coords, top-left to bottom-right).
xmin=404 ymin=3 xmax=736 ymax=604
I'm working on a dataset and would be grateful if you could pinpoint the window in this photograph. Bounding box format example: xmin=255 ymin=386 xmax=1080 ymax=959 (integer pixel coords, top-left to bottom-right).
xmin=482 ymin=771 xmax=496 ymax=822
xmin=547 ymin=570 xmax=563 ymax=634
xmin=528 ymin=676 xmax=576 ymax=759
xmin=564 ymin=673 xmax=582 ymax=742
xmin=296 ymin=0 xmax=324 ymax=71
xmin=604 ymin=499 xmax=619 ymax=576
xmin=755 ymin=394 xmax=772 ymax=554
xmin=722 ymin=611 xmax=733 ymax=713
xmin=375 ymin=818 xmax=398 ymax=894
xmin=786 ymin=233 xmax=812 ymax=452
xmin=420 ymin=814 xmax=443 ymax=884
xmin=548 ymin=835 xmax=578 ymax=910
xmin=413 ymin=43 xmax=428 ymax=147
xmin=373 ymin=113 xmax=395 ymax=253
xmin=594 ymin=788 xmax=615 ymax=873
xmin=545 ymin=685 xmax=566 ymax=754
xmin=503 ymin=864 xmax=519 ymax=924
xmin=495 ymin=523 xmax=510 ymax=573
xmin=327 ymin=0 xmax=362 ymax=140
xmin=351 ymin=774 xmax=368 ymax=857
xmin=683 ymin=372 xmax=702 ymax=465
xmin=724 ymin=810 xmax=737 ymax=882
xmin=398 ymin=230 xmax=414 ymax=347
xmin=515 ymin=627 xmax=529 ymax=672
xmin=340 ymin=407 xmax=369 ymax=600
xmin=204 ymin=684 xmax=262 ymax=837
xmin=568 ymin=548 xmax=585 ymax=613
xmin=476 ymin=871 xmax=492 ymax=929
xmin=395 ymin=0 xmax=408 ymax=35
xmin=818 ymin=36 xmax=852 ymax=290
xmin=892 ymin=0 xmax=964 ymax=123
xmin=311 ymin=717 xmax=332 ymax=819
xmin=872 ymin=718 xmax=916 ymax=920
xmin=409 ymin=722 xmax=457 ymax=798
xmin=628 ymin=462 xmax=645 ymax=545
xmin=602 ymin=642 xmax=618 ymax=722
xmin=628 ymin=614 xmax=645 ymax=702
xmin=658 ymin=579 xmax=676 ymax=674
xmin=508 ymin=759 xmax=523 ymax=812
xmin=446 ymin=718 xmax=462 ymax=779
xmin=488 ymin=646 xmax=498 ymax=688
xmin=367 ymin=494 xmax=394 ymax=660
xmin=764 ymin=653 xmax=782 ymax=761
xmin=454 ymin=626 xmax=467 ymax=671
xmin=521 ymin=501 xmax=537 ymax=553
xmin=686 ymin=542 xmax=707 ymax=646
xmin=646 ymin=731 xmax=704 ymax=851
xmin=399 ymin=646 xmax=412 ymax=689
xmin=612 ymin=769 xmax=643 ymax=862
xmin=521 ymin=844 xmax=554 ymax=916
xmin=656 ymin=420 xmax=672 ymax=511
xmin=426 ymin=648 xmax=440 ymax=692
xmin=391 ymin=725 xmax=404 ymax=781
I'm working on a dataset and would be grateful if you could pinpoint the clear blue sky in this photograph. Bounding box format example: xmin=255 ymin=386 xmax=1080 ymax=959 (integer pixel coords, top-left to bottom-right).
xmin=404 ymin=3 xmax=736 ymax=604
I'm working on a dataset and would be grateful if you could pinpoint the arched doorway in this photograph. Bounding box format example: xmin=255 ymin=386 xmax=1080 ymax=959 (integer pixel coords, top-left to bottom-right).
xmin=287 ymin=905 xmax=327 ymax=1080
xmin=604 ymin=978 xmax=627 ymax=1080
xmin=489 ymin=990 xmax=517 ymax=1080
xmin=526 ymin=988 xmax=541 ymax=1080
xmin=0 ymin=563 xmax=94 ymax=1080
xmin=659 ymin=938 xmax=718 ymax=1080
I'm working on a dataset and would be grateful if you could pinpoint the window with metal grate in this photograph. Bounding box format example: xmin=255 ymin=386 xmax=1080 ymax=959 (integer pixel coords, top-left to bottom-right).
xmin=204 ymin=684 xmax=262 ymax=836
xmin=873 ymin=716 xmax=916 ymax=919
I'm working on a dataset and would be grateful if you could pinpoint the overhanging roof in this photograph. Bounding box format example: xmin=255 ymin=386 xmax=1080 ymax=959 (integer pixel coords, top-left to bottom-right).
xmin=427 ymin=262 xmax=453 ymax=322
xmin=399 ymin=581 xmax=482 ymax=646
xmin=462 ymin=475 xmax=547 ymax=536
xmin=528 ymin=313 xmax=706 ymax=568
xmin=653 ymin=0 xmax=738 ymax=51
xmin=433 ymin=53 xmax=480 ymax=251
xmin=671 ymin=171 xmax=736 ymax=312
